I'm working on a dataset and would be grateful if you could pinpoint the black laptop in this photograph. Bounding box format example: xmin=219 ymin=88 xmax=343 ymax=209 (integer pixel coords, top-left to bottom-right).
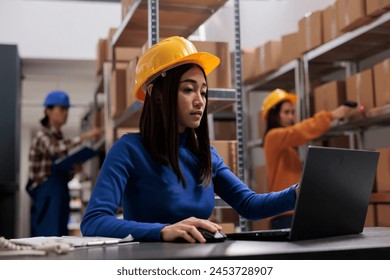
xmin=227 ymin=146 xmax=379 ymax=241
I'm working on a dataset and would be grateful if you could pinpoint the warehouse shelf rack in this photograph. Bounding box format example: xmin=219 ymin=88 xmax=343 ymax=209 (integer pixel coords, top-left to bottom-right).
xmin=93 ymin=0 xmax=250 ymax=230
xmin=303 ymin=11 xmax=390 ymax=150
xmin=302 ymin=11 xmax=390 ymax=120
xmin=243 ymin=11 xmax=390 ymax=151
xmin=111 ymin=0 xmax=229 ymax=48
xmin=110 ymin=88 xmax=236 ymax=129
xmin=330 ymin=104 xmax=390 ymax=133
xmin=242 ymin=10 xmax=390 ymax=214
xmin=102 ymin=0 xmax=239 ymax=150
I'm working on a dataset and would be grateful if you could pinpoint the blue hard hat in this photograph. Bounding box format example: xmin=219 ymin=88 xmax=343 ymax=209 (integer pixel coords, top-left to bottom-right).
xmin=43 ymin=90 xmax=71 ymax=107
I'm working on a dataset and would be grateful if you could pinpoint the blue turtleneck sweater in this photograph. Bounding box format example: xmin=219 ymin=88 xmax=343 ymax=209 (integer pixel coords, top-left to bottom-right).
xmin=81 ymin=133 xmax=297 ymax=241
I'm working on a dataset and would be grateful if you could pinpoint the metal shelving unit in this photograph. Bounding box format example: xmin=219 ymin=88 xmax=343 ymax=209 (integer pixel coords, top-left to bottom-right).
xmin=111 ymin=0 xmax=228 ymax=48
xmin=111 ymin=88 xmax=236 ymax=129
xmin=242 ymin=11 xmax=390 ymax=213
xmin=95 ymin=0 xmax=247 ymax=230
xmin=242 ymin=59 xmax=305 ymax=202
xmin=102 ymin=0 xmax=239 ymax=151
xmin=244 ymin=59 xmax=305 ymax=147
xmin=245 ymin=59 xmax=303 ymax=93
xmin=302 ymin=11 xmax=390 ymax=120
xmin=243 ymin=11 xmax=390 ymax=151
xmin=302 ymin=11 xmax=390 ymax=150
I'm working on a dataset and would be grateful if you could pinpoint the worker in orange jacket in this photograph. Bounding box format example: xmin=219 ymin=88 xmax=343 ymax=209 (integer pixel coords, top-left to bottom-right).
xmin=261 ymin=88 xmax=353 ymax=229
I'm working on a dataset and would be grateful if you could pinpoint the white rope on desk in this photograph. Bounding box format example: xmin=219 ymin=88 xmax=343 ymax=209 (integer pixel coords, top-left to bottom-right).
xmin=0 ymin=236 xmax=74 ymax=256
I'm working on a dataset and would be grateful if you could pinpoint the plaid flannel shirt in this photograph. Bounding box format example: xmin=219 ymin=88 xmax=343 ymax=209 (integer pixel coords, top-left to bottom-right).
xmin=28 ymin=126 xmax=81 ymax=189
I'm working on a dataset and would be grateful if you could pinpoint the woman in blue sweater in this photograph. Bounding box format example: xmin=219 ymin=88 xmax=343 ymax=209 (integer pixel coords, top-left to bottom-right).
xmin=81 ymin=36 xmax=299 ymax=243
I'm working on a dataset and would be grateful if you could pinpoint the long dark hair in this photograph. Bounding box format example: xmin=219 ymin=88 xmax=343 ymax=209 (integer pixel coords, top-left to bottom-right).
xmin=139 ymin=63 xmax=212 ymax=187
xmin=40 ymin=106 xmax=54 ymax=127
xmin=262 ymin=101 xmax=286 ymax=140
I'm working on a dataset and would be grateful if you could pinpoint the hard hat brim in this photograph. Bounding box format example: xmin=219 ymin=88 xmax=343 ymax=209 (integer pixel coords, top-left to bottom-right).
xmin=134 ymin=51 xmax=220 ymax=102
xmin=262 ymin=93 xmax=297 ymax=120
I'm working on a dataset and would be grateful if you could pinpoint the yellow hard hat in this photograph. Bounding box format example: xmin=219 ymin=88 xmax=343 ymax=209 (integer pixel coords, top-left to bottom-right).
xmin=261 ymin=89 xmax=297 ymax=120
xmin=133 ymin=36 xmax=221 ymax=102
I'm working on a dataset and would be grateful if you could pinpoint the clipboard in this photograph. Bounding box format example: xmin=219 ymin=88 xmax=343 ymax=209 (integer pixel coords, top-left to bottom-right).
xmin=54 ymin=146 xmax=97 ymax=172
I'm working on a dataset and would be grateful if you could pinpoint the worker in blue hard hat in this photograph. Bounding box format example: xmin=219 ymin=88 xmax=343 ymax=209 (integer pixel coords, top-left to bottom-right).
xmin=27 ymin=90 xmax=103 ymax=237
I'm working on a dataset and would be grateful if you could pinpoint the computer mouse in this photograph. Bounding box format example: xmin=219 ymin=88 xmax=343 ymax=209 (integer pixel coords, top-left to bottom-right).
xmin=197 ymin=227 xmax=227 ymax=243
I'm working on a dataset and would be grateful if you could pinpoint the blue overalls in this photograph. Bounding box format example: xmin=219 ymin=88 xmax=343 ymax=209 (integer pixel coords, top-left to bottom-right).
xmin=28 ymin=167 xmax=70 ymax=237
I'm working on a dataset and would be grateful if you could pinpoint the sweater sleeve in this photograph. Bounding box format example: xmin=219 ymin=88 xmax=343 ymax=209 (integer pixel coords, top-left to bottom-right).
xmin=211 ymin=147 xmax=297 ymax=220
xmin=40 ymin=133 xmax=81 ymax=157
xmin=264 ymin=111 xmax=333 ymax=149
xmin=80 ymin=137 xmax=168 ymax=241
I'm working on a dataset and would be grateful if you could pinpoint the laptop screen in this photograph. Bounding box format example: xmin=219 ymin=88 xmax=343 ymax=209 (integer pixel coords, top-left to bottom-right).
xmin=289 ymin=146 xmax=379 ymax=241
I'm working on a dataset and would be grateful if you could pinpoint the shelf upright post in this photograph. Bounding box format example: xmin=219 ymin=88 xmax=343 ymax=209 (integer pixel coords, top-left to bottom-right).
xmin=342 ymin=61 xmax=361 ymax=150
xmin=148 ymin=0 xmax=159 ymax=47
xmin=232 ymin=0 xmax=249 ymax=232
xmin=103 ymin=62 xmax=114 ymax=152
xmin=295 ymin=59 xmax=304 ymax=122
xmin=294 ymin=59 xmax=307 ymax=160
xmin=302 ymin=57 xmax=311 ymax=120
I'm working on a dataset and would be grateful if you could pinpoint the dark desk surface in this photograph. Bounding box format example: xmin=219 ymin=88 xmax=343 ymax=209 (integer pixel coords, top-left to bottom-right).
xmin=3 ymin=227 xmax=390 ymax=260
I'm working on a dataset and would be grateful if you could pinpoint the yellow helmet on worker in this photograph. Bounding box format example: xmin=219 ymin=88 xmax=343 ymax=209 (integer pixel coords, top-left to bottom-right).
xmin=133 ymin=36 xmax=221 ymax=102
xmin=261 ymin=89 xmax=297 ymax=120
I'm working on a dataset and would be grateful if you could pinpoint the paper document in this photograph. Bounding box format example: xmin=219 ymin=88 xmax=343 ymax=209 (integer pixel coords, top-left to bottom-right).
xmin=11 ymin=235 xmax=135 ymax=248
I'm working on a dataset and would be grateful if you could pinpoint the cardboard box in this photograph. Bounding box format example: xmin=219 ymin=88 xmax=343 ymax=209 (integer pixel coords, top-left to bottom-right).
xmin=346 ymin=69 xmax=375 ymax=109
xmin=281 ymin=32 xmax=302 ymax=65
xmin=92 ymin=106 xmax=105 ymax=129
xmin=323 ymin=136 xmax=350 ymax=149
xmin=96 ymin=39 xmax=108 ymax=75
xmin=241 ymin=48 xmax=260 ymax=83
xmin=107 ymin=28 xmax=141 ymax=62
xmin=313 ymin=80 xmax=346 ymax=113
xmin=241 ymin=41 xmax=282 ymax=83
xmin=376 ymin=148 xmax=390 ymax=192
xmin=106 ymin=28 xmax=118 ymax=61
xmin=121 ymin=0 xmax=135 ymax=19
xmin=192 ymin=41 xmax=232 ymax=89
xmin=377 ymin=205 xmax=390 ymax=226
xmin=210 ymin=208 xmax=239 ymax=225
xmin=213 ymin=120 xmax=237 ymax=140
xmin=110 ymin=66 xmax=128 ymax=118
xmin=364 ymin=204 xmax=376 ymax=227
xmin=336 ymin=0 xmax=371 ymax=32
xmin=322 ymin=4 xmax=342 ymax=43
xmin=261 ymin=40 xmax=282 ymax=76
xmin=373 ymin=57 xmax=390 ymax=107
xmin=142 ymin=40 xmax=231 ymax=88
xmin=250 ymin=217 xmax=273 ymax=230
xmin=125 ymin=57 xmax=138 ymax=108
xmin=254 ymin=166 xmax=268 ymax=194
xmin=298 ymin=11 xmax=323 ymax=53
xmin=115 ymin=47 xmax=141 ymax=62
xmin=116 ymin=127 xmax=140 ymax=139
xmin=366 ymin=0 xmax=390 ymax=17
xmin=210 ymin=140 xmax=237 ymax=175
xmin=218 ymin=223 xmax=235 ymax=234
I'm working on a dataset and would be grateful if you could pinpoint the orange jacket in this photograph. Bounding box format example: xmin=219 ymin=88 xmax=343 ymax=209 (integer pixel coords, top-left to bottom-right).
xmin=263 ymin=111 xmax=333 ymax=192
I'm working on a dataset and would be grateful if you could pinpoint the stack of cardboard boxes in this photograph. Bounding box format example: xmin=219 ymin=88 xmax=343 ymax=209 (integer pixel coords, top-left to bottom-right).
xmin=243 ymin=0 xmax=390 ymax=229
xmin=95 ymin=0 xmax=234 ymax=137
xmin=94 ymin=0 xmax=239 ymax=231
xmin=242 ymin=0 xmax=390 ymax=84
xmin=94 ymin=0 xmax=390 ymax=230
xmin=376 ymin=147 xmax=390 ymax=226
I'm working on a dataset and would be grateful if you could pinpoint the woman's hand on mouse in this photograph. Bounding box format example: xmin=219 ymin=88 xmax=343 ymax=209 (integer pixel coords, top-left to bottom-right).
xmin=160 ymin=217 xmax=222 ymax=243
